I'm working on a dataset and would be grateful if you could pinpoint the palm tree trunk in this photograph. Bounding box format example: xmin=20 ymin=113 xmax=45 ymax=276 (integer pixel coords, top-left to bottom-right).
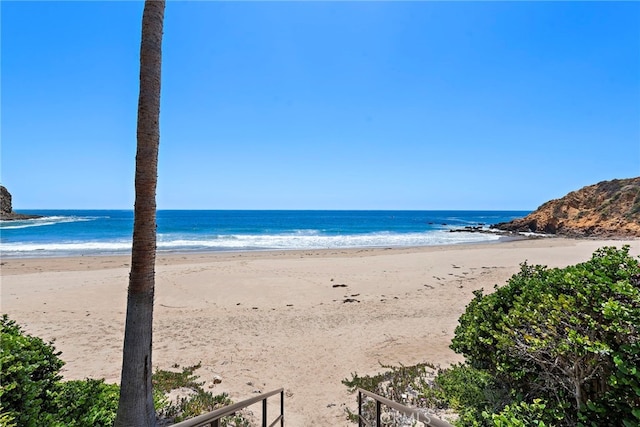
xmin=115 ymin=1 xmax=165 ymax=426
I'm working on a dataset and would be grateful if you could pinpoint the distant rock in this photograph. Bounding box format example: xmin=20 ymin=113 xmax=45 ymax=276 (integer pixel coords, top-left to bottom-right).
xmin=493 ymin=177 xmax=640 ymax=238
xmin=0 ymin=185 xmax=11 ymax=216
xmin=0 ymin=186 xmax=42 ymax=220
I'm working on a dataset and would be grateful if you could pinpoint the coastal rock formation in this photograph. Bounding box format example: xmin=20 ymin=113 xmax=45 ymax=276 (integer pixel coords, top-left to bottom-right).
xmin=0 ymin=186 xmax=41 ymax=220
xmin=1 ymin=185 xmax=11 ymax=216
xmin=493 ymin=177 xmax=640 ymax=238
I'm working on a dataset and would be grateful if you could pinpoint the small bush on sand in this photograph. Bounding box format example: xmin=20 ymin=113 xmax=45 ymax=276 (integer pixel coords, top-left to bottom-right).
xmin=1 ymin=315 xmax=64 ymax=425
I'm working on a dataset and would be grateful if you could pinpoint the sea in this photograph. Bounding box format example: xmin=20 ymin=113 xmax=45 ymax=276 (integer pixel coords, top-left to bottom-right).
xmin=0 ymin=210 xmax=529 ymax=258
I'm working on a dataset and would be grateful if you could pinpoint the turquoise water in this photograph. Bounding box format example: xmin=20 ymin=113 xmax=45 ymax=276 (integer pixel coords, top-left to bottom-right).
xmin=0 ymin=210 xmax=528 ymax=258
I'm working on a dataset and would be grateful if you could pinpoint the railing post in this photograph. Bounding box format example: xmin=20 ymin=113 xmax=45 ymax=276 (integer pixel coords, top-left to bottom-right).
xmin=262 ymin=397 xmax=267 ymax=427
xmin=280 ymin=390 xmax=285 ymax=427
xmin=358 ymin=390 xmax=363 ymax=427
xmin=376 ymin=400 xmax=381 ymax=427
xmin=212 ymin=420 xmax=219 ymax=427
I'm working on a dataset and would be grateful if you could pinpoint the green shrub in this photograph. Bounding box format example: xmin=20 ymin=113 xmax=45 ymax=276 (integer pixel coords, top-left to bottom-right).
xmin=342 ymin=362 xmax=450 ymax=424
xmin=153 ymin=362 xmax=204 ymax=393
xmin=44 ymin=379 xmax=119 ymax=426
xmin=153 ymin=364 xmax=249 ymax=426
xmin=343 ymin=362 xmax=443 ymax=406
xmin=341 ymin=247 xmax=640 ymax=426
xmin=0 ymin=406 xmax=17 ymax=427
xmin=0 ymin=315 xmax=64 ymax=426
xmin=433 ymin=363 xmax=508 ymax=425
xmin=450 ymin=246 xmax=640 ymax=426
xmin=0 ymin=316 xmax=246 ymax=426
xmin=435 ymin=364 xmax=493 ymax=410
xmin=482 ymin=398 xmax=561 ymax=427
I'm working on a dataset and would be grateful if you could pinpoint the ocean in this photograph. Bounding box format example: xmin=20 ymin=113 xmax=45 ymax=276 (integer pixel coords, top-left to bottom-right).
xmin=0 ymin=210 xmax=529 ymax=258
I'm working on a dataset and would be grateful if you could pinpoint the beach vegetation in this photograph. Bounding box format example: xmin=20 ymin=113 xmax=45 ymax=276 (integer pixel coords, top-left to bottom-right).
xmin=1 ymin=315 xmax=120 ymax=426
xmin=153 ymin=362 xmax=204 ymax=393
xmin=343 ymin=362 xmax=454 ymax=424
xmin=0 ymin=316 xmax=246 ymax=426
xmin=152 ymin=363 xmax=249 ymax=425
xmin=0 ymin=314 xmax=63 ymax=426
xmin=0 ymin=408 xmax=16 ymax=427
xmin=344 ymin=246 xmax=640 ymax=426
xmin=451 ymin=245 xmax=640 ymax=426
xmin=43 ymin=379 xmax=121 ymax=426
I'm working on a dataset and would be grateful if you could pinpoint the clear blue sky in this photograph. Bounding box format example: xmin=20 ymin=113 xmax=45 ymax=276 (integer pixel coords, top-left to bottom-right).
xmin=2 ymin=1 xmax=639 ymax=210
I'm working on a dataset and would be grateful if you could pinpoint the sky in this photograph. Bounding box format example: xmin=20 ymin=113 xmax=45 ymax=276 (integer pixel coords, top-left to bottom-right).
xmin=2 ymin=1 xmax=639 ymax=211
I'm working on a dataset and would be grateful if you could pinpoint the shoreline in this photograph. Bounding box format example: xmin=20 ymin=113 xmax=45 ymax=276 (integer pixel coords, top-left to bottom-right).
xmin=2 ymin=237 xmax=638 ymax=425
xmin=1 ymin=240 xmax=519 ymax=275
xmin=0 ymin=231 xmax=529 ymax=269
xmin=0 ymin=234 xmax=508 ymax=260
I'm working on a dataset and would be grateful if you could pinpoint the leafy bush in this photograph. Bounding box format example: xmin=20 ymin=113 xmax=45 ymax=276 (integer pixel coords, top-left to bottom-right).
xmin=482 ymin=398 xmax=560 ymax=427
xmin=450 ymin=246 xmax=640 ymax=426
xmin=44 ymin=379 xmax=119 ymax=426
xmin=432 ymin=363 xmax=508 ymax=425
xmin=0 ymin=315 xmax=64 ymax=426
xmin=1 ymin=316 xmax=247 ymax=426
xmin=0 ymin=315 xmax=123 ymax=426
xmin=341 ymin=247 xmax=640 ymax=426
xmin=0 ymin=406 xmax=17 ymax=427
xmin=434 ymin=364 xmax=492 ymax=410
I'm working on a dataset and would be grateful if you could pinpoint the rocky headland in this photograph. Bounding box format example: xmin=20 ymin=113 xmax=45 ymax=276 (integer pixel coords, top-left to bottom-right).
xmin=493 ymin=177 xmax=640 ymax=238
xmin=0 ymin=186 xmax=42 ymax=220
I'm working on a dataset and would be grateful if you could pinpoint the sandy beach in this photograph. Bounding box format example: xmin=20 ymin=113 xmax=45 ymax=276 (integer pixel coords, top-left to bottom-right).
xmin=2 ymin=237 xmax=638 ymax=425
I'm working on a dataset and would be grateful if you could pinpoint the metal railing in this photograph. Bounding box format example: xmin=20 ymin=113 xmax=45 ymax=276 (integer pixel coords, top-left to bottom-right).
xmin=356 ymin=388 xmax=454 ymax=427
xmin=171 ymin=388 xmax=284 ymax=427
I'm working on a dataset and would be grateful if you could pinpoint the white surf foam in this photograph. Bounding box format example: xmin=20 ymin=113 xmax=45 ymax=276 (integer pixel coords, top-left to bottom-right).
xmin=0 ymin=216 xmax=97 ymax=230
xmin=1 ymin=230 xmax=501 ymax=257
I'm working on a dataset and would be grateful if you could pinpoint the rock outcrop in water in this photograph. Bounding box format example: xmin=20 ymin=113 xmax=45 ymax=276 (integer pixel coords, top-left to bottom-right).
xmin=1 ymin=185 xmax=11 ymax=216
xmin=0 ymin=186 xmax=42 ymax=220
xmin=493 ymin=177 xmax=640 ymax=238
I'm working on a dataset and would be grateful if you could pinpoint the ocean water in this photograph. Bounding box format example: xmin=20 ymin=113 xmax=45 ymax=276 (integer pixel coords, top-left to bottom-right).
xmin=0 ymin=210 xmax=529 ymax=258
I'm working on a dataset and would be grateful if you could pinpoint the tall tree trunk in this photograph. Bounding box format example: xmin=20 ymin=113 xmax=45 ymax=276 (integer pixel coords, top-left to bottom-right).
xmin=115 ymin=1 xmax=165 ymax=426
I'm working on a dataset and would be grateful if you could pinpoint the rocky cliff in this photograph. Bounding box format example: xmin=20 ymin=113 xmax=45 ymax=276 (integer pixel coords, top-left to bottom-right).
xmin=493 ymin=177 xmax=640 ymax=238
xmin=1 ymin=185 xmax=12 ymax=216
xmin=0 ymin=186 xmax=42 ymax=220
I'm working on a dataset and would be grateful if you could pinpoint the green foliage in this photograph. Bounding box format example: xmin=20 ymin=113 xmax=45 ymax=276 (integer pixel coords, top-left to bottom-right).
xmin=450 ymin=246 xmax=640 ymax=426
xmin=153 ymin=364 xmax=249 ymax=426
xmin=153 ymin=362 xmax=204 ymax=393
xmin=343 ymin=362 xmax=443 ymax=406
xmin=482 ymin=399 xmax=556 ymax=427
xmin=433 ymin=363 xmax=509 ymax=425
xmin=0 ymin=406 xmax=17 ymax=427
xmin=0 ymin=314 xmax=64 ymax=426
xmin=341 ymin=247 xmax=640 ymax=426
xmin=343 ymin=362 xmax=453 ymax=425
xmin=435 ymin=364 xmax=493 ymax=410
xmin=0 ymin=315 xmax=122 ymax=426
xmin=166 ymin=391 xmax=233 ymax=422
xmin=0 ymin=316 xmax=247 ymax=426
xmin=43 ymin=379 xmax=119 ymax=426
